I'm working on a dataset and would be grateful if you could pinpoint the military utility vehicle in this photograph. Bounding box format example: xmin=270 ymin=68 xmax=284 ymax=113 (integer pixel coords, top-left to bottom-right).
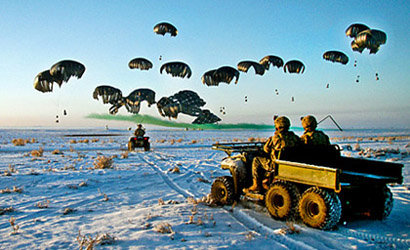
xmin=128 ymin=136 xmax=150 ymax=151
xmin=210 ymin=142 xmax=403 ymax=230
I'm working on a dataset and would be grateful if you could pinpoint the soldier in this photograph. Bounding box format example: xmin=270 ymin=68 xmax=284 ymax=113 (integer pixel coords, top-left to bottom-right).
xmin=300 ymin=115 xmax=330 ymax=145
xmin=134 ymin=124 xmax=145 ymax=138
xmin=244 ymin=116 xmax=301 ymax=193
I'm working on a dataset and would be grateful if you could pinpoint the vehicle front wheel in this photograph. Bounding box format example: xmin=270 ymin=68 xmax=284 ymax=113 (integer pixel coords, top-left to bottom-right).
xmin=298 ymin=187 xmax=342 ymax=230
xmin=211 ymin=176 xmax=235 ymax=205
xmin=265 ymin=180 xmax=300 ymax=220
xmin=127 ymin=141 xmax=134 ymax=151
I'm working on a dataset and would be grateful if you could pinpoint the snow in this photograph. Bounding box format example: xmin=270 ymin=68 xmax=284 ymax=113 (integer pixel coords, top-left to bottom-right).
xmin=0 ymin=128 xmax=409 ymax=249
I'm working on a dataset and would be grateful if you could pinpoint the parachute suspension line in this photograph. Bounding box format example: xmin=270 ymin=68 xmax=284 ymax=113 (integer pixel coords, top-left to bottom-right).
xmin=48 ymin=90 xmax=61 ymax=123
xmin=347 ymin=39 xmax=361 ymax=83
xmin=355 ymin=56 xmax=380 ymax=83
xmin=325 ymin=64 xmax=336 ymax=89
xmin=351 ymin=53 xmax=361 ymax=83
xmin=351 ymin=49 xmax=381 ymax=83
xmin=317 ymin=115 xmax=343 ymax=131
xmin=367 ymin=57 xmax=380 ymax=81
xmin=54 ymin=87 xmax=67 ymax=124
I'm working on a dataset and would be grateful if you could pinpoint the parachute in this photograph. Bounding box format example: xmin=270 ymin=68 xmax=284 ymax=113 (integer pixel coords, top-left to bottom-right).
xmin=50 ymin=60 xmax=86 ymax=86
xmin=351 ymin=40 xmax=366 ymax=53
xmin=284 ymin=60 xmax=305 ymax=74
xmin=128 ymin=58 xmax=153 ymax=70
xmin=153 ymin=22 xmax=178 ymax=37
xmin=34 ymin=70 xmax=59 ymax=93
xmin=323 ymin=51 xmax=349 ymax=65
xmin=93 ymin=85 xmax=124 ymax=115
xmin=34 ymin=59 xmax=86 ymax=93
xmin=156 ymin=90 xmax=204 ymax=119
xmin=160 ymin=61 xmax=192 ymax=79
xmin=93 ymin=85 xmax=123 ymax=104
xmin=124 ymin=88 xmax=156 ymax=114
xmin=214 ymin=66 xmax=240 ymax=84
xmin=259 ymin=55 xmax=284 ymax=70
xmin=345 ymin=23 xmax=370 ymax=38
xmin=346 ymin=23 xmax=387 ymax=54
xmin=192 ymin=110 xmax=221 ymax=124
xmin=237 ymin=61 xmax=265 ymax=75
xmin=173 ymin=90 xmax=206 ymax=107
xmin=156 ymin=90 xmax=220 ymax=124
xmin=201 ymin=69 xmax=219 ymax=86
xmin=125 ymin=88 xmax=156 ymax=107
xmin=353 ymin=29 xmax=387 ymax=54
xmin=370 ymin=30 xmax=387 ymax=45
xmin=201 ymin=66 xmax=240 ymax=86
xmin=93 ymin=86 xmax=156 ymax=115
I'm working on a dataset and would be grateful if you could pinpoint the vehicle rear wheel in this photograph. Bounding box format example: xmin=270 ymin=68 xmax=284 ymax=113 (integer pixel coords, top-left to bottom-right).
xmin=144 ymin=143 xmax=150 ymax=151
xmin=299 ymin=187 xmax=341 ymax=230
xmin=211 ymin=176 xmax=235 ymax=205
xmin=369 ymin=185 xmax=393 ymax=220
xmin=265 ymin=180 xmax=300 ymax=220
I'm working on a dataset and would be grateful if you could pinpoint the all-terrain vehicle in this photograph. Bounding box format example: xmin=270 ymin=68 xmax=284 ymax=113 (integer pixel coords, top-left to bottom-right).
xmin=127 ymin=136 xmax=150 ymax=151
xmin=210 ymin=142 xmax=403 ymax=230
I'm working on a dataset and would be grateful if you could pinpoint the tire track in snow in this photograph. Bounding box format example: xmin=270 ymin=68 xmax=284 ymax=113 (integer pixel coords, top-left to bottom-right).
xmin=139 ymin=147 xmax=410 ymax=249
xmin=138 ymin=148 xmax=409 ymax=249
xmin=338 ymin=227 xmax=410 ymax=249
xmin=138 ymin=151 xmax=316 ymax=249
xmin=228 ymin=209 xmax=317 ymax=250
xmin=145 ymin=150 xmax=217 ymax=196
xmin=140 ymin=153 xmax=196 ymax=198
xmin=230 ymin=200 xmax=410 ymax=249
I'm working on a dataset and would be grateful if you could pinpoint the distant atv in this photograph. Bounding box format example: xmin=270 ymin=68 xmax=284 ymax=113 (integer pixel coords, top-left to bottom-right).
xmin=128 ymin=136 xmax=150 ymax=151
xmin=211 ymin=142 xmax=403 ymax=230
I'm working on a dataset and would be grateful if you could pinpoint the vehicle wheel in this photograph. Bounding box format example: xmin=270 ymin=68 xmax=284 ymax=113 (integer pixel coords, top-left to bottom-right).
xmin=128 ymin=141 xmax=134 ymax=151
xmin=211 ymin=176 xmax=235 ymax=205
xmin=144 ymin=143 xmax=150 ymax=151
xmin=369 ymin=185 xmax=393 ymax=220
xmin=265 ymin=180 xmax=300 ymax=220
xmin=299 ymin=187 xmax=342 ymax=230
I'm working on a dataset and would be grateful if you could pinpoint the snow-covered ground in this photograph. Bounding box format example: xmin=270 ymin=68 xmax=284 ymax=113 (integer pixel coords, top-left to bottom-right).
xmin=0 ymin=128 xmax=409 ymax=249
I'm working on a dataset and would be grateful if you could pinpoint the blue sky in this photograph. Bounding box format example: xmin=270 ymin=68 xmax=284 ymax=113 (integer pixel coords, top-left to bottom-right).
xmin=0 ymin=0 xmax=409 ymax=129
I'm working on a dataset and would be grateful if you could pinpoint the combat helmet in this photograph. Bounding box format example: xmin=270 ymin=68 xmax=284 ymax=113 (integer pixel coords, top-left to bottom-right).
xmin=274 ymin=116 xmax=291 ymax=131
xmin=301 ymin=115 xmax=317 ymax=130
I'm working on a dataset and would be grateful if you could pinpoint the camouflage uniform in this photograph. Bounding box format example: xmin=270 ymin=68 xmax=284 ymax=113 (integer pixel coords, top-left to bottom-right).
xmin=300 ymin=130 xmax=330 ymax=145
xmin=251 ymin=120 xmax=301 ymax=180
xmin=300 ymin=115 xmax=330 ymax=145
xmin=134 ymin=125 xmax=145 ymax=137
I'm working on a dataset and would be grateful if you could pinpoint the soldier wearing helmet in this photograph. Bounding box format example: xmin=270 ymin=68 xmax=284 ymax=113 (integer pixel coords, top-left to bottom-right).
xmin=300 ymin=115 xmax=330 ymax=145
xmin=244 ymin=116 xmax=301 ymax=193
xmin=134 ymin=124 xmax=146 ymax=138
